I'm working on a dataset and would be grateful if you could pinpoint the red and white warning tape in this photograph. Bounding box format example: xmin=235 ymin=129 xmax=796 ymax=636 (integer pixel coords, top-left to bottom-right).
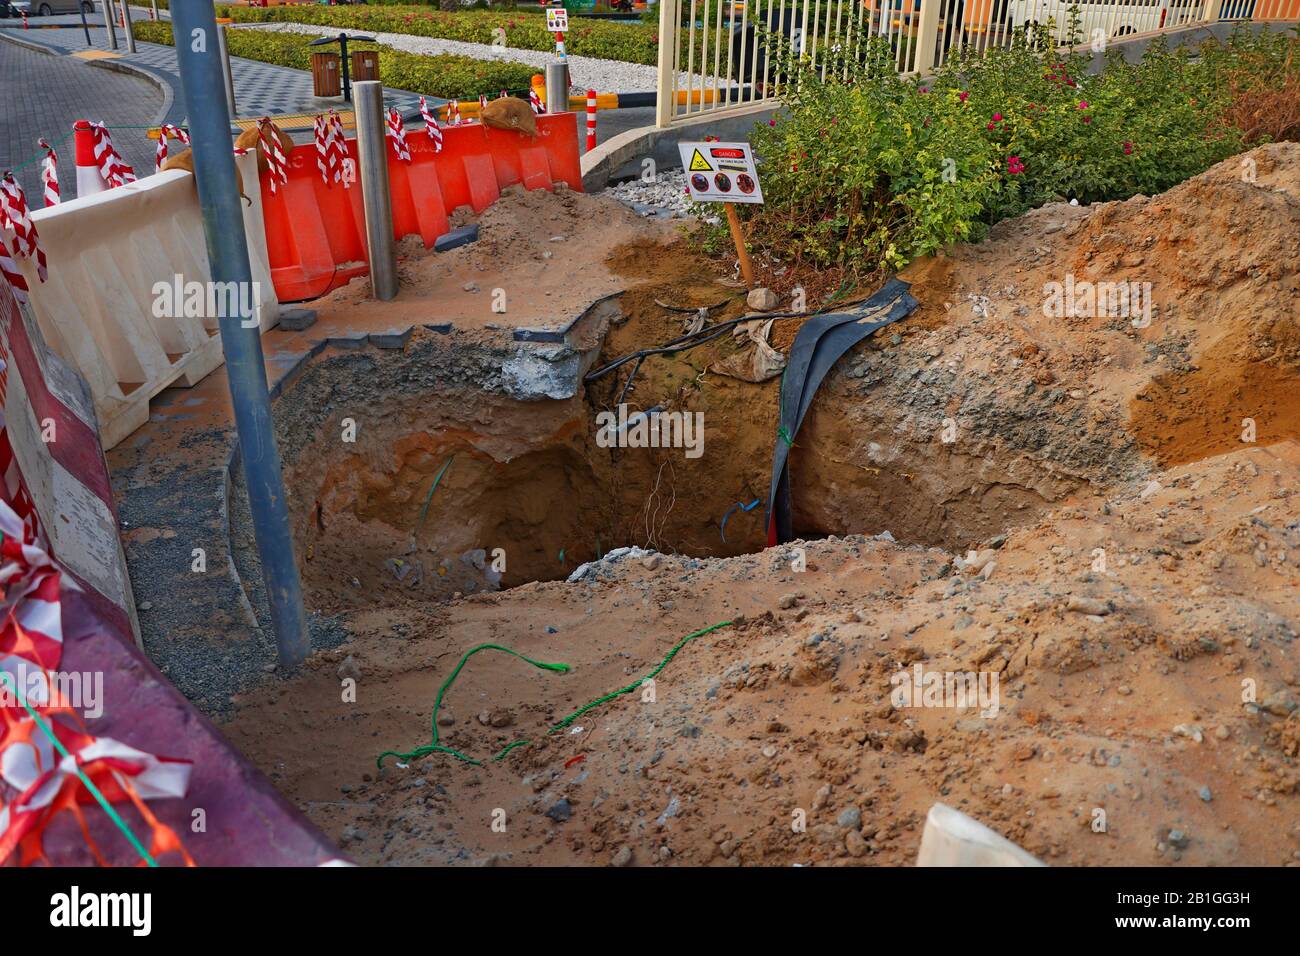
xmin=447 ymin=100 xmax=461 ymax=126
xmin=313 ymin=114 xmax=330 ymax=183
xmin=0 ymin=488 xmax=194 ymax=866
xmin=153 ymin=124 xmax=190 ymax=172
xmin=0 ymin=235 xmax=28 ymax=306
xmin=530 ymin=87 xmax=544 ymax=115
xmin=256 ymin=118 xmax=288 ymax=195
xmin=87 ymin=123 xmax=136 ymax=189
xmin=0 ymin=176 xmax=48 ymax=286
xmin=419 ymin=96 xmax=443 ymax=153
xmin=327 ymin=110 xmax=348 ymax=186
xmin=37 ymin=140 xmax=59 ymax=208
xmin=386 ymin=108 xmax=411 ymax=163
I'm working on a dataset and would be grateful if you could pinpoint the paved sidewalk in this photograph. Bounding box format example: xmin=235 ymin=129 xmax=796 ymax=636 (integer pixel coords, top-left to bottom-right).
xmin=4 ymin=14 xmax=656 ymax=157
xmin=0 ymin=35 xmax=161 ymax=199
xmin=1 ymin=22 xmax=424 ymax=127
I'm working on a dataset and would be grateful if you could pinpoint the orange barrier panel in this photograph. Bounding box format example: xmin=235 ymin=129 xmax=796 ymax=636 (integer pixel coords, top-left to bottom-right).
xmin=262 ymin=112 xmax=583 ymax=303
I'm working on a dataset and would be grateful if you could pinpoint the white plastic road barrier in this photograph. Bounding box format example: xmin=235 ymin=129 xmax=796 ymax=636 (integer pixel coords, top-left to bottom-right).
xmin=11 ymin=152 xmax=279 ymax=450
xmin=916 ymin=802 xmax=1047 ymax=867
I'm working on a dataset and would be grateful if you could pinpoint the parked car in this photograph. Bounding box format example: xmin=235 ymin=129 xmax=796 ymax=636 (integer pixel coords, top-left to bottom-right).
xmin=10 ymin=0 xmax=96 ymax=15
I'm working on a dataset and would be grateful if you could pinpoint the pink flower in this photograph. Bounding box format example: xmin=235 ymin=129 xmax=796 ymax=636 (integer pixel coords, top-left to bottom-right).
xmin=958 ymin=91 xmax=969 ymax=102
xmin=992 ymin=113 xmax=1003 ymax=122
xmin=987 ymin=122 xmax=995 ymax=130
xmin=1006 ymin=155 xmax=1025 ymax=175
xmin=1082 ymin=116 xmax=1092 ymax=124
xmin=1077 ymin=100 xmax=1089 ymax=110
xmin=1123 ymin=142 xmax=1133 ymax=155
xmin=769 ymin=119 xmax=776 ymax=126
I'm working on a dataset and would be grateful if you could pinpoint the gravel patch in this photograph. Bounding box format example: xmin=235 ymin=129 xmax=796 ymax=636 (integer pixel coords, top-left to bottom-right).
xmin=240 ymin=22 xmax=732 ymax=96
xmin=607 ymin=170 xmax=719 ymax=223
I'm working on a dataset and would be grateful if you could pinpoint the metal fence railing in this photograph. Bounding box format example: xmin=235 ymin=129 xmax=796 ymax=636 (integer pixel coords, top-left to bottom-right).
xmin=654 ymin=0 xmax=1300 ymax=126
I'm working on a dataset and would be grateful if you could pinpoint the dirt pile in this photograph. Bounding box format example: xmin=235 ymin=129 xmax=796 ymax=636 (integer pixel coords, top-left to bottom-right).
xmin=226 ymin=443 xmax=1300 ymax=866
xmin=303 ymin=182 xmax=680 ymax=336
xmin=219 ymin=144 xmax=1300 ymax=865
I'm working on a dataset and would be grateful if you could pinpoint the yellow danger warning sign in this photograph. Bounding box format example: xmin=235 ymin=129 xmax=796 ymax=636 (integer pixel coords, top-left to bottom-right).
xmin=687 ymin=148 xmax=713 ymax=172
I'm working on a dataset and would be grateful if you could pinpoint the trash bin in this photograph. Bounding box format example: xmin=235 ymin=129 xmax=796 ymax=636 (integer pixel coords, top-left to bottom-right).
xmin=311 ymin=51 xmax=341 ymax=97
xmin=350 ymin=49 xmax=380 ymax=81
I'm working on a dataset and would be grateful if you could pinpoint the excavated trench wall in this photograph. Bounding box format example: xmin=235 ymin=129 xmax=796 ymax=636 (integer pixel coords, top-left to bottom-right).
xmin=258 ymin=295 xmax=1126 ymax=615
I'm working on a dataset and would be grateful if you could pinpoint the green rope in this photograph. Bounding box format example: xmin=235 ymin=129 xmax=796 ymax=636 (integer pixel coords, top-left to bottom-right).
xmin=5 ymin=124 xmax=173 ymax=177
xmin=414 ymin=455 xmax=454 ymax=537
xmin=377 ymin=620 xmax=732 ymax=770
xmin=0 ymin=670 xmax=158 ymax=867
xmin=5 ymin=131 xmax=72 ymax=175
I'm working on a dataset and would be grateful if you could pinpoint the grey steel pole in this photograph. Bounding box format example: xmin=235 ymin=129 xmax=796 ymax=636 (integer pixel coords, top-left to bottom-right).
xmin=170 ymin=1 xmax=310 ymax=671
xmin=353 ymin=81 xmax=397 ymax=301
xmin=545 ymin=62 xmax=567 ymax=114
xmin=100 ymin=0 xmax=118 ymax=50
xmin=119 ymin=0 xmax=136 ymax=54
xmin=215 ymin=22 xmax=237 ymax=119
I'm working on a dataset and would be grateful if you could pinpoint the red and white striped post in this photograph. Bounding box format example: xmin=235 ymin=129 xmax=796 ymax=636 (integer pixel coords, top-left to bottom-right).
xmin=72 ymin=120 xmax=107 ymax=198
xmin=21 ymin=10 xmax=27 ymax=28
xmin=586 ymin=90 xmax=597 ymax=151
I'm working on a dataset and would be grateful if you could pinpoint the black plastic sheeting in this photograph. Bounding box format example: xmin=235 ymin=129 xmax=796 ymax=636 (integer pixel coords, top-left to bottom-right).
xmin=765 ymin=278 xmax=919 ymax=546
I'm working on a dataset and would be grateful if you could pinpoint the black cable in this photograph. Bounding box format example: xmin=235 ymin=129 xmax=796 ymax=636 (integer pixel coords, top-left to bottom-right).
xmin=583 ymin=289 xmax=875 ymax=385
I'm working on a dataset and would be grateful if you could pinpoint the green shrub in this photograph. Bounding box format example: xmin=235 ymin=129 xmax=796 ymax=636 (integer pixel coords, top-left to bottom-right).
xmin=134 ymin=21 xmax=538 ymax=100
xmin=737 ymin=21 xmax=1297 ymax=287
xmin=211 ymin=4 xmax=661 ymax=66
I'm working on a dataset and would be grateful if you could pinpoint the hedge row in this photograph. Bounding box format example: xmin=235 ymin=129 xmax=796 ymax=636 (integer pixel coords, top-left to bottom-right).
xmin=209 ymin=5 xmax=661 ymax=67
xmin=132 ymin=21 xmax=539 ymax=100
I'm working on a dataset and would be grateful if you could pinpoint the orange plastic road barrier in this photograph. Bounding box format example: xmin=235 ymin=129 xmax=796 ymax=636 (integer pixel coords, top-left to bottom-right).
xmin=260 ymin=112 xmax=582 ymax=303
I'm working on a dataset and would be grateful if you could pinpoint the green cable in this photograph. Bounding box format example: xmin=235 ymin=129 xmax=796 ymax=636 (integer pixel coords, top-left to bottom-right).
xmin=414 ymin=454 xmax=454 ymax=537
xmin=0 ymin=670 xmax=157 ymax=867
xmin=377 ymin=620 xmax=733 ymax=770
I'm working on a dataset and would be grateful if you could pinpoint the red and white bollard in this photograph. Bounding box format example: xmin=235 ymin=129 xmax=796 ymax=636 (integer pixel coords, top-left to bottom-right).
xmin=73 ymin=120 xmax=107 ymax=197
xmin=21 ymin=10 xmax=28 ymax=28
xmin=586 ymin=91 xmax=597 ymax=152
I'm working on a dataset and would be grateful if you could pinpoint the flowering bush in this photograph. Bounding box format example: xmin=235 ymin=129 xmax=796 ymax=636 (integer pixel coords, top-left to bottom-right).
xmin=741 ymin=22 xmax=1296 ymax=291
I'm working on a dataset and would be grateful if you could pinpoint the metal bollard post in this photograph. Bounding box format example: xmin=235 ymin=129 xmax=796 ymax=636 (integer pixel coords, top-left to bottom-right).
xmin=119 ymin=0 xmax=136 ymax=54
xmin=100 ymin=0 xmax=118 ymax=50
xmin=545 ymin=62 xmax=567 ymax=115
xmin=353 ymin=81 xmax=398 ymax=302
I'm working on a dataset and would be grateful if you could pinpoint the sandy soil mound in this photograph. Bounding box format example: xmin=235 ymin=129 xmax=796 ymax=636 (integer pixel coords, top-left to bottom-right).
xmin=226 ymin=443 xmax=1300 ymax=866
xmin=219 ymin=144 xmax=1300 ymax=865
xmin=304 ymin=183 xmax=680 ymax=336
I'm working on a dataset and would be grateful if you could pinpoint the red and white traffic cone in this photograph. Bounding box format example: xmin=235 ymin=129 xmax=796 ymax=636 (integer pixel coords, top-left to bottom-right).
xmin=73 ymin=120 xmax=107 ymax=197
xmin=586 ymin=90 xmax=597 ymax=151
xmin=21 ymin=10 xmax=28 ymax=28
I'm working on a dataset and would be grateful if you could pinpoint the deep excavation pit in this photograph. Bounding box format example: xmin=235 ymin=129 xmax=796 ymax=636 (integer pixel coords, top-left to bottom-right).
xmin=222 ymin=145 xmax=1300 ymax=866
xmin=265 ymin=271 xmax=1084 ymax=614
